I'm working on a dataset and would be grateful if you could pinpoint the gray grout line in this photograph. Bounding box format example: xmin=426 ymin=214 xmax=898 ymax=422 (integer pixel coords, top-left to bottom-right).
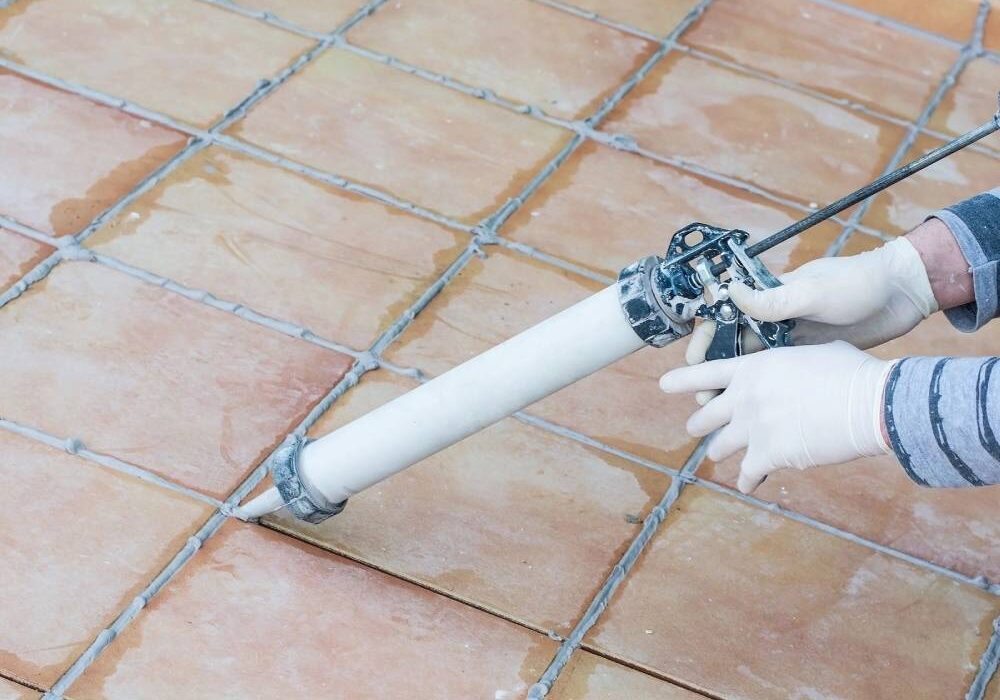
xmin=968 ymin=617 xmax=1000 ymax=700
xmin=0 ymin=214 xmax=60 ymax=246
xmin=0 ymin=248 xmax=62 ymax=311
xmin=527 ymin=441 xmax=709 ymax=699
xmin=803 ymin=0 xmax=967 ymax=49
xmin=495 ymin=238 xmax=616 ymax=285
xmin=196 ymin=0 xmax=326 ymax=39
xmin=0 ymin=418 xmax=222 ymax=509
xmin=826 ymin=2 xmax=990 ymax=257
xmin=531 ymin=0 xmax=661 ymax=42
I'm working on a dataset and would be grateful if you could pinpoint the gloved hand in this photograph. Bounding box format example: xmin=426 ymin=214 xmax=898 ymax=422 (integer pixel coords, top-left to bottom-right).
xmin=660 ymin=341 xmax=894 ymax=494
xmin=685 ymin=236 xmax=937 ymax=405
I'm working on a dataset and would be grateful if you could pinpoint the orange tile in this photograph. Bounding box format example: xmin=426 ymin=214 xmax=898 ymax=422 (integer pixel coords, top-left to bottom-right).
xmin=587 ymin=487 xmax=999 ymax=699
xmin=929 ymin=58 xmax=1000 ymax=141
xmin=0 ymin=0 xmax=311 ymax=128
xmin=685 ymin=0 xmax=957 ymax=120
xmin=987 ymin=1 xmax=1000 ymax=52
xmin=562 ymin=0 xmax=699 ymax=35
xmin=0 ymin=429 xmax=212 ymax=688
xmin=862 ymin=134 xmax=999 ymax=236
xmin=237 ymin=0 xmax=360 ymax=32
xmin=347 ymin=0 xmax=656 ymax=119
xmin=384 ymin=247 xmax=696 ymax=467
xmin=552 ymin=651 xmax=702 ymax=699
xmin=71 ymin=523 xmax=558 ymax=699
xmin=0 ymin=71 xmax=186 ymax=237
xmin=232 ymin=48 xmax=570 ymax=224
xmin=0 ymin=229 xmax=51 ymax=290
xmin=0 ymin=677 xmax=37 ymax=700
xmin=836 ymin=0 xmax=979 ymax=43
xmin=602 ymin=54 xmax=907 ymax=207
xmin=87 ymin=147 xmax=467 ymax=351
xmin=0 ymin=262 xmax=351 ymax=498
xmin=267 ymin=370 xmax=669 ymax=634
xmin=505 ymin=142 xmax=842 ymax=279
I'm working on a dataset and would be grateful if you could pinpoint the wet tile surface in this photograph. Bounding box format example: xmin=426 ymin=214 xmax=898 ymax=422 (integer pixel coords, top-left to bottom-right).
xmin=928 ymin=58 xmax=1000 ymax=143
xmin=552 ymin=651 xmax=702 ymax=699
xmin=238 ymin=0 xmax=362 ymax=32
xmin=602 ymin=54 xmax=907 ymax=207
xmin=0 ymin=429 xmax=211 ymax=688
xmin=0 ymin=677 xmax=38 ymax=700
xmin=232 ymin=48 xmax=570 ymax=223
xmin=0 ymin=71 xmax=186 ymax=237
xmin=385 ymin=247 xmax=696 ymax=467
xmin=685 ymin=0 xmax=957 ymax=120
xmin=347 ymin=0 xmax=657 ymax=119
xmin=87 ymin=147 xmax=466 ymax=350
xmin=0 ymin=0 xmax=312 ymax=128
xmin=0 ymin=262 xmax=351 ymax=498
xmin=0 ymin=229 xmax=51 ymax=290
xmin=837 ymin=0 xmax=980 ymax=42
xmin=588 ymin=486 xmax=999 ymax=699
xmin=505 ymin=141 xmax=842 ymax=279
xmin=862 ymin=134 xmax=999 ymax=236
xmin=268 ymin=369 xmax=669 ymax=634
xmin=71 ymin=523 xmax=558 ymax=699
xmin=562 ymin=0 xmax=700 ymax=35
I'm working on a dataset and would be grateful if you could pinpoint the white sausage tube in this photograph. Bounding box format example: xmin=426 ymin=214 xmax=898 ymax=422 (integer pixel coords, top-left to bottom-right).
xmin=238 ymin=285 xmax=645 ymax=520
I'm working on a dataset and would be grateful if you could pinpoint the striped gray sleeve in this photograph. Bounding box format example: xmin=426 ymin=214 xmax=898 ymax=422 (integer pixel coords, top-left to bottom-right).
xmin=885 ymin=357 xmax=1000 ymax=487
xmin=928 ymin=187 xmax=1000 ymax=332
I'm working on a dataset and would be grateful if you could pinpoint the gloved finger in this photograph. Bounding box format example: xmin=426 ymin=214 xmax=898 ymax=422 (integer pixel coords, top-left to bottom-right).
xmin=687 ymin=392 xmax=734 ymax=437
xmin=728 ymin=278 xmax=818 ymax=323
xmin=695 ymin=389 xmax=720 ymax=406
xmin=659 ymin=356 xmax=742 ymax=394
xmin=706 ymin=422 xmax=748 ymax=462
xmin=737 ymin=451 xmax=772 ymax=494
xmin=685 ymin=320 xmax=715 ymax=366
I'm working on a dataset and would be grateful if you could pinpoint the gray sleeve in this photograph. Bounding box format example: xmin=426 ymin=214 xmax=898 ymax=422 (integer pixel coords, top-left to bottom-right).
xmin=884 ymin=356 xmax=1000 ymax=487
xmin=928 ymin=188 xmax=1000 ymax=332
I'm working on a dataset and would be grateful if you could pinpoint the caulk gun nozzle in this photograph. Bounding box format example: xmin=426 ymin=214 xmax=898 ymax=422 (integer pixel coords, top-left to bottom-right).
xmin=232 ymin=487 xmax=284 ymax=521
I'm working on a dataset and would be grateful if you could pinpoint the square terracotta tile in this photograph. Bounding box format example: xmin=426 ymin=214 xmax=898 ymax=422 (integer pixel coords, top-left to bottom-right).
xmin=587 ymin=486 xmax=999 ymax=699
xmin=384 ymin=247 xmax=696 ymax=467
xmin=0 ymin=262 xmax=351 ymax=498
xmin=237 ymin=0 xmax=361 ymax=32
xmin=928 ymin=58 xmax=1000 ymax=142
xmin=601 ymin=54 xmax=907 ymax=207
xmin=836 ymin=0 xmax=980 ymax=43
xmin=504 ymin=141 xmax=842 ymax=279
xmin=267 ymin=369 xmax=669 ymax=634
xmin=0 ymin=678 xmax=38 ymax=700
xmin=346 ymin=0 xmax=657 ymax=119
xmin=685 ymin=0 xmax=957 ymax=120
xmin=0 ymin=428 xmax=212 ymax=688
xmin=861 ymin=134 xmax=1000 ymax=236
xmin=551 ymin=651 xmax=702 ymax=699
xmin=231 ymin=48 xmax=570 ymax=223
xmin=71 ymin=523 xmax=558 ymax=699
xmin=0 ymin=0 xmax=312 ymax=128
xmin=0 ymin=71 xmax=186 ymax=237
xmin=986 ymin=2 xmax=1000 ymax=52
xmin=560 ymin=0 xmax=699 ymax=36
xmin=0 ymin=229 xmax=52 ymax=290
xmin=87 ymin=147 xmax=467 ymax=351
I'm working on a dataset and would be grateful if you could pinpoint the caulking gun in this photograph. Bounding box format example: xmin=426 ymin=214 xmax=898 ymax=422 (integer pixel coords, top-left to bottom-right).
xmin=237 ymin=100 xmax=1000 ymax=524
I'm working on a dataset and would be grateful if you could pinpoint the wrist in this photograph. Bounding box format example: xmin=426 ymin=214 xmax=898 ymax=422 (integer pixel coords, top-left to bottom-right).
xmin=905 ymin=218 xmax=975 ymax=310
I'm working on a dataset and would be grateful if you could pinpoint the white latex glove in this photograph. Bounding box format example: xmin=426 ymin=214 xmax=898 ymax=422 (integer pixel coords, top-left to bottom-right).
xmin=660 ymin=341 xmax=894 ymax=494
xmin=685 ymin=236 xmax=937 ymax=405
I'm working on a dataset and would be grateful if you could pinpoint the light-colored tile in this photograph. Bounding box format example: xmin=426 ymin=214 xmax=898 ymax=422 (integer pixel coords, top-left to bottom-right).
xmin=237 ymin=0 xmax=361 ymax=32
xmin=0 ymin=429 xmax=212 ymax=688
xmin=602 ymin=54 xmax=907 ymax=207
xmin=232 ymin=48 xmax=570 ymax=223
xmin=588 ymin=486 xmax=1000 ymax=699
xmin=0 ymin=262 xmax=351 ymax=498
xmin=71 ymin=524 xmax=558 ymax=699
xmin=835 ymin=0 xmax=980 ymax=43
xmin=0 ymin=0 xmax=311 ymax=127
xmin=551 ymin=651 xmax=702 ymax=699
xmin=384 ymin=247 xmax=696 ymax=468
xmin=0 ymin=678 xmax=37 ymax=700
xmin=88 ymin=147 xmax=466 ymax=351
xmin=928 ymin=58 xmax=1000 ymax=140
xmin=505 ymin=141 xmax=842 ymax=279
xmin=268 ymin=369 xmax=669 ymax=634
xmin=347 ymin=0 xmax=656 ymax=119
xmin=0 ymin=229 xmax=51 ymax=289
xmin=0 ymin=71 xmax=186 ymax=237
xmin=561 ymin=0 xmax=699 ymax=35
xmin=685 ymin=0 xmax=957 ymax=120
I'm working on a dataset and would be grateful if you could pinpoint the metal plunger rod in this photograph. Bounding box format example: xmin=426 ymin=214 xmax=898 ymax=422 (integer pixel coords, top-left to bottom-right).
xmin=745 ymin=116 xmax=1000 ymax=259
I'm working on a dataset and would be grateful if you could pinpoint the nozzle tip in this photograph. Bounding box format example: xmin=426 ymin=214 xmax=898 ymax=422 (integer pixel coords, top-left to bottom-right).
xmin=232 ymin=487 xmax=284 ymax=521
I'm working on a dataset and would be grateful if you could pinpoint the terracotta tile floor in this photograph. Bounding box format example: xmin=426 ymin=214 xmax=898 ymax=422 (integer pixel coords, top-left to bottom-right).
xmin=2 ymin=0 xmax=999 ymax=698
